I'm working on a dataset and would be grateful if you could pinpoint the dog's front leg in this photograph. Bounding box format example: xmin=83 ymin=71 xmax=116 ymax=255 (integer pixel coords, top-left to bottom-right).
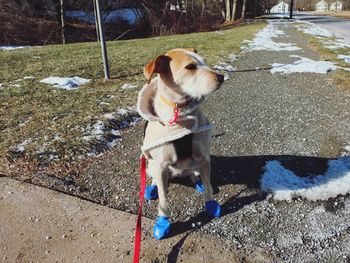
xmin=199 ymin=157 xmax=214 ymax=202
xmin=155 ymin=163 xmax=169 ymax=217
xmin=153 ymin=162 xmax=171 ymax=240
xmin=199 ymin=157 xmax=222 ymax=218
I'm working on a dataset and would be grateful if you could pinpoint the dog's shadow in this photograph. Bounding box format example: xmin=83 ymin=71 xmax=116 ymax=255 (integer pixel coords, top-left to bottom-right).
xmin=167 ymin=154 xmax=331 ymax=263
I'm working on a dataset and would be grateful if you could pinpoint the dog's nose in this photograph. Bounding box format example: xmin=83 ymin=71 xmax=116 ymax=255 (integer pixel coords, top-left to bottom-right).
xmin=216 ymin=74 xmax=224 ymax=84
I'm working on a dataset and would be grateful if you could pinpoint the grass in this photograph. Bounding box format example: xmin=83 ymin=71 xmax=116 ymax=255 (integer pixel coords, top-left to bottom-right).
xmin=312 ymin=11 xmax=350 ymax=19
xmin=307 ymin=37 xmax=350 ymax=90
xmin=295 ymin=23 xmax=350 ymax=90
xmin=0 ymin=22 xmax=265 ymax=171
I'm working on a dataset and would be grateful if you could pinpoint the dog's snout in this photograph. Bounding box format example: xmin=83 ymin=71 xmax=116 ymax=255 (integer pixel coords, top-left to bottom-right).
xmin=216 ymin=74 xmax=224 ymax=85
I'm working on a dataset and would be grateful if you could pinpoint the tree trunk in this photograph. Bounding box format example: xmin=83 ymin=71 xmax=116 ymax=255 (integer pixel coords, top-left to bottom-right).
xmin=241 ymin=0 xmax=246 ymax=19
xmin=93 ymin=0 xmax=100 ymax=42
xmin=225 ymin=0 xmax=231 ymax=21
xmin=232 ymin=0 xmax=237 ymax=20
xmin=60 ymin=0 xmax=65 ymax=44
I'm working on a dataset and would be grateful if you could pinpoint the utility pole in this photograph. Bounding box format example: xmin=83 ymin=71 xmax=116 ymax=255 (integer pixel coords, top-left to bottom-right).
xmin=60 ymin=0 xmax=65 ymax=44
xmin=95 ymin=0 xmax=110 ymax=80
xmin=290 ymin=0 xmax=294 ymax=19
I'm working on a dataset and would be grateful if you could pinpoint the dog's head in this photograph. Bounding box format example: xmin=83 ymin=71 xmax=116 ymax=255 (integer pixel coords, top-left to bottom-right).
xmin=144 ymin=48 xmax=224 ymax=99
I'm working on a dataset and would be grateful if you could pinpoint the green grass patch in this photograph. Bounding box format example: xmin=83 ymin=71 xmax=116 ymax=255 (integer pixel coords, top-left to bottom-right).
xmin=0 ymin=22 xmax=264 ymax=168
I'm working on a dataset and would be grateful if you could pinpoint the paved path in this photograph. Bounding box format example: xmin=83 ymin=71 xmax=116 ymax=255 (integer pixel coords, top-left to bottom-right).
xmin=294 ymin=12 xmax=350 ymax=41
xmin=6 ymin=20 xmax=350 ymax=262
xmin=0 ymin=177 xmax=238 ymax=263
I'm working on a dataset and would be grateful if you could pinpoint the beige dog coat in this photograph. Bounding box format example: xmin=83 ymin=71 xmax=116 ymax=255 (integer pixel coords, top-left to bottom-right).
xmin=137 ymin=78 xmax=212 ymax=157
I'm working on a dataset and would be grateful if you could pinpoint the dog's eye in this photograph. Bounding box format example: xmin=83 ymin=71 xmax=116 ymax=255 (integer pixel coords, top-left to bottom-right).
xmin=185 ymin=63 xmax=197 ymax=70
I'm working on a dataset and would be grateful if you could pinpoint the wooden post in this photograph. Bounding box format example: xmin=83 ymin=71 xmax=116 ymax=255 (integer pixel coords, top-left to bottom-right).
xmin=60 ymin=0 xmax=65 ymax=44
xmin=95 ymin=0 xmax=110 ymax=80
xmin=290 ymin=0 xmax=294 ymax=19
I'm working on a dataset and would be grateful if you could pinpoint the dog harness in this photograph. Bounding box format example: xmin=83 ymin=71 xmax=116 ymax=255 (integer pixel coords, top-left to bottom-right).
xmin=137 ymin=77 xmax=213 ymax=158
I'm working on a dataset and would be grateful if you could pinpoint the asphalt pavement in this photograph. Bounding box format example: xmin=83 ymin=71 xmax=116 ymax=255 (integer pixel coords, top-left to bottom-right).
xmin=294 ymin=12 xmax=350 ymax=41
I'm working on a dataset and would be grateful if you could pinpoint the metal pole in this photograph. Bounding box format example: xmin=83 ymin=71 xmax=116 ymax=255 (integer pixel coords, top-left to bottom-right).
xmin=95 ymin=0 xmax=110 ymax=80
xmin=290 ymin=0 xmax=294 ymax=19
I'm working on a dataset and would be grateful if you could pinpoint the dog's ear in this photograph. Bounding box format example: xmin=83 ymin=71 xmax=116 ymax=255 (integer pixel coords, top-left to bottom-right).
xmin=185 ymin=48 xmax=198 ymax=53
xmin=144 ymin=55 xmax=172 ymax=83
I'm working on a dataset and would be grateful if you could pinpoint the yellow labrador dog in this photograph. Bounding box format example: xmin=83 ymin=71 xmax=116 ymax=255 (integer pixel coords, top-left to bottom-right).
xmin=137 ymin=48 xmax=224 ymax=240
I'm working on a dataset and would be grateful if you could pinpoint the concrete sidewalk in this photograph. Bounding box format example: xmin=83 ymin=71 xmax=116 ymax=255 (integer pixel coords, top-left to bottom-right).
xmin=0 ymin=177 xmax=244 ymax=263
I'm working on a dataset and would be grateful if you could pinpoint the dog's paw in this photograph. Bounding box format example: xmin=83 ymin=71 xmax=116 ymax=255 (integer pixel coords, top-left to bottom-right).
xmin=144 ymin=185 xmax=158 ymax=200
xmin=153 ymin=216 xmax=171 ymax=240
xmin=205 ymin=200 xmax=221 ymax=218
xmin=195 ymin=179 xmax=205 ymax=193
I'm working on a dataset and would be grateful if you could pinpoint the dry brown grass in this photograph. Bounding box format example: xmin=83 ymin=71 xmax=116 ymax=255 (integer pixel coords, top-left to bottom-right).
xmin=312 ymin=11 xmax=350 ymax=19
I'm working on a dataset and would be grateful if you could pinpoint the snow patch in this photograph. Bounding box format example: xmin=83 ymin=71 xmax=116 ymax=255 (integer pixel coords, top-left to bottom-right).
xmin=338 ymin=55 xmax=350 ymax=63
xmin=0 ymin=46 xmax=27 ymax=51
xmin=121 ymin=83 xmax=137 ymax=90
xmin=228 ymin=53 xmax=238 ymax=62
xmin=243 ymin=22 xmax=301 ymax=51
xmin=82 ymin=108 xmax=140 ymax=156
xmin=323 ymin=38 xmax=350 ymax=50
xmin=83 ymin=121 xmax=105 ymax=141
xmin=23 ymin=76 xmax=35 ymax=80
xmin=261 ymin=157 xmax=350 ymax=201
xmin=116 ymin=108 xmax=128 ymax=115
xmin=13 ymin=139 xmax=32 ymax=153
xmin=271 ymin=55 xmax=337 ymax=74
xmin=295 ymin=21 xmax=333 ymax=38
xmin=40 ymin=76 xmax=91 ymax=90
xmin=214 ymin=64 xmax=236 ymax=72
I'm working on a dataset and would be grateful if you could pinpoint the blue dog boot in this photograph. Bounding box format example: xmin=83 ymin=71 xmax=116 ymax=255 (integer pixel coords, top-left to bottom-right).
xmin=153 ymin=216 xmax=171 ymax=240
xmin=144 ymin=185 xmax=158 ymax=200
xmin=205 ymin=200 xmax=221 ymax=218
xmin=195 ymin=179 xmax=205 ymax=193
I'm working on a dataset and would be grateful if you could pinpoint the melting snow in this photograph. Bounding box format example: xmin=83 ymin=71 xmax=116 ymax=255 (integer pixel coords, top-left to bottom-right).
xmin=338 ymin=55 xmax=350 ymax=63
xmin=243 ymin=22 xmax=301 ymax=51
xmin=261 ymin=157 xmax=350 ymax=201
xmin=14 ymin=139 xmax=32 ymax=153
xmin=214 ymin=64 xmax=236 ymax=72
xmin=271 ymin=55 xmax=337 ymax=74
xmin=83 ymin=121 xmax=105 ymax=141
xmin=0 ymin=46 xmax=27 ymax=51
xmin=117 ymin=108 xmax=128 ymax=115
xmin=121 ymin=83 xmax=137 ymax=90
xmin=323 ymin=38 xmax=350 ymax=50
xmin=40 ymin=76 xmax=91 ymax=90
xmin=295 ymin=21 xmax=333 ymax=38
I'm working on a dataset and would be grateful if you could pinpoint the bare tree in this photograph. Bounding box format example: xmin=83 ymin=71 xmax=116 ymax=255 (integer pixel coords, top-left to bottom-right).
xmin=232 ymin=0 xmax=237 ymax=20
xmin=225 ymin=0 xmax=231 ymax=21
xmin=60 ymin=0 xmax=66 ymax=44
xmin=241 ymin=0 xmax=246 ymax=19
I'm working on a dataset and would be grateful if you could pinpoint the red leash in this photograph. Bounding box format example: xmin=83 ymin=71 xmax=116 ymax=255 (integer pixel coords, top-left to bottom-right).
xmin=133 ymin=155 xmax=147 ymax=263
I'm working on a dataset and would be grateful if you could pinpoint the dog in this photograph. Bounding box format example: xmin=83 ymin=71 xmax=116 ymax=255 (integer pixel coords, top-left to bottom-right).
xmin=137 ymin=48 xmax=224 ymax=240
